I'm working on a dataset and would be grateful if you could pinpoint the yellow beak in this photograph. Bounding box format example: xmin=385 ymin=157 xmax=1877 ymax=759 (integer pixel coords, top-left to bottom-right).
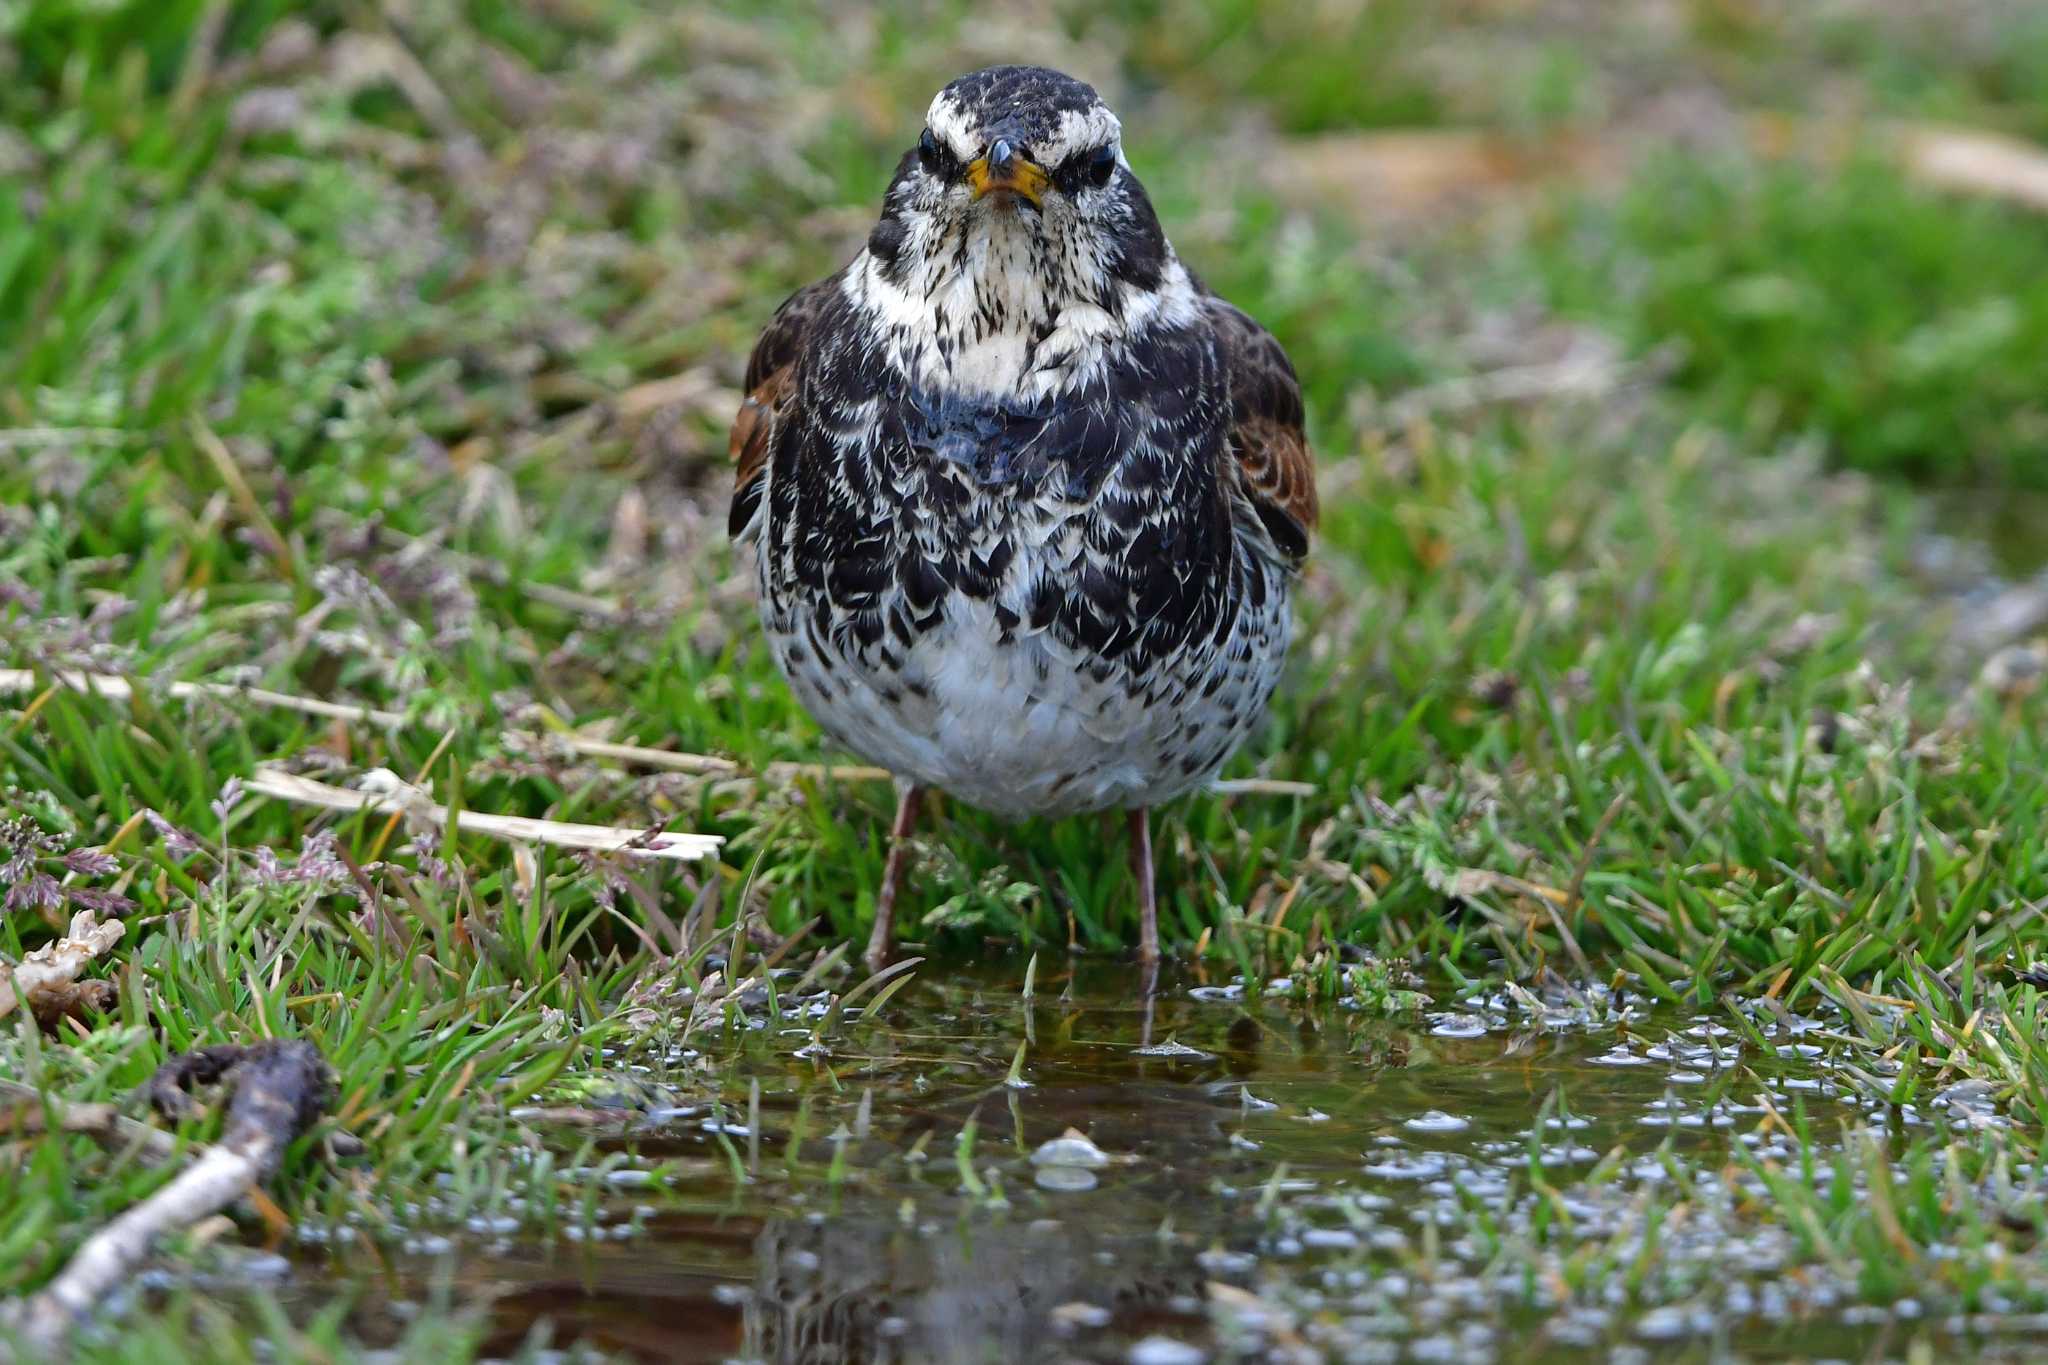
xmin=966 ymin=138 xmax=1049 ymax=207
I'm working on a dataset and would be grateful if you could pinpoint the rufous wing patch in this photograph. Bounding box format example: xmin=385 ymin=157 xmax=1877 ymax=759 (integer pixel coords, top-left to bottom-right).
xmin=728 ymin=279 xmax=835 ymax=542
xmin=1205 ymin=297 xmax=1317 ymax=565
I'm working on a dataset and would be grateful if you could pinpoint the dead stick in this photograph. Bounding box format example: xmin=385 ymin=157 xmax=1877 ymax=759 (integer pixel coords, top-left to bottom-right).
xmin=0 ymin=1080 xmax=178 ymax=1163
xmin=4 ymin=1042 xmax=331 ymax=1360
xmin=243 ymin=766 xmax=722 ymax=860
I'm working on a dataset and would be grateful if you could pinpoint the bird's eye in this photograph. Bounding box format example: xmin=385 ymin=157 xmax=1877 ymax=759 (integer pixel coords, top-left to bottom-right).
xmin=918 ymin=128 xmax=954 ymax=177
xmin=1057 ymin=143 xmax=1119 ymax=194
xmin=1085 ymin=142 xmax=1118 ymax=188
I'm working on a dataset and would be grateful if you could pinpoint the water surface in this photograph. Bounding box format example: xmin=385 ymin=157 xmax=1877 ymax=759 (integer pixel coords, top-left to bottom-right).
xmin=288 ymin=959 xmax=2046 ymax=1363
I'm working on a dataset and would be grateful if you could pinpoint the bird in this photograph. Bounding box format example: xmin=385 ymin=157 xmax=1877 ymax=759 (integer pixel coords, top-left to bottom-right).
xmin=727 ymin=65 xmax=1316 ymax=972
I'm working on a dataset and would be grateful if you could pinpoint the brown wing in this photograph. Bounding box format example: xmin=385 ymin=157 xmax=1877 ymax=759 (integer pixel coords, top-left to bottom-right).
xmin=728 ymin=278 xmax=836 ymax=542
xmin=1205 ymin=296 xmax=1317 ymax=566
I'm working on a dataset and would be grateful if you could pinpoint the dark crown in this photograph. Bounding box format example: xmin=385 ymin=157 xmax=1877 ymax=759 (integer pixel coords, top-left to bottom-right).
xmin=936 ymin=66 xmax=1104 ymax=149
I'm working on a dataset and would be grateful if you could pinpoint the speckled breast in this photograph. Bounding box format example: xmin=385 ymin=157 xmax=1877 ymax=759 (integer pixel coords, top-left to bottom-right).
xmin=752 ymin=428 xmax=1293 ymax=819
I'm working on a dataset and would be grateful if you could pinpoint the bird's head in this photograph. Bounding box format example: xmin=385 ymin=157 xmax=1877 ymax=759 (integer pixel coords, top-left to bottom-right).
xmin=865 ymin=66 xmax=1171 ymax=308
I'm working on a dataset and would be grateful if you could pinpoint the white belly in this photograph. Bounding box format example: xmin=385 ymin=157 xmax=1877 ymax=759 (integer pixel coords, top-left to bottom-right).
xmin=765 ymin=588 xmax=1288 ymax=820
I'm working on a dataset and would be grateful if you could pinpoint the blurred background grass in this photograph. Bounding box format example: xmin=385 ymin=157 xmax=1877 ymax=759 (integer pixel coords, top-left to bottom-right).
xmin=6 ymin=0 xmax=2047 ymax=489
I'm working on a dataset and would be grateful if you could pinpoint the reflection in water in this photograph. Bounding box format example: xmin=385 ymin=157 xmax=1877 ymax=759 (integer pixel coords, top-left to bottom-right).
xmin=746 ymin=1210 xmax=1204 ymax=1364
xmin=292 ymin=960 xmax=2048 ymax=1363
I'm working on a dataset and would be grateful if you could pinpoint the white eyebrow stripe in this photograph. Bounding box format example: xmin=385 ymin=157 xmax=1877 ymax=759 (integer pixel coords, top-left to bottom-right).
xmin=926 ymin=92 xmax=980 ymax=158
xmin=1045 ymin=106 xmax=1122 ymax=163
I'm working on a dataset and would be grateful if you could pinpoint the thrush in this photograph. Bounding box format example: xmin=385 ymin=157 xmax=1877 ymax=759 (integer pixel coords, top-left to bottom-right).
xmin=728 ymin=66 xmax=1316 ymax=970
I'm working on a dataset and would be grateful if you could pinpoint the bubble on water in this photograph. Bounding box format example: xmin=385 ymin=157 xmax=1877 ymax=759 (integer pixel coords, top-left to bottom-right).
xmin=643 ymin=1105 xmax=698 ymax=1125
xmin=1537 ymin=1114 xmax=1592 ymax=1131
xmin=1050 ymin=1301 xmax=1112 ymax=1330
xmin=1198 ymin=1248 xmax=1258 ymax=1275
xmin=1032 ymin=1128 xmax=1112 ymax=1169
xmin=1128 ymin=1335 xmax=1206 ymax=1365
xmin=1934 ymin=1079 xmax=2006 ymax=1129
xmin=1135 ymin=1038 xmax=1212 ymax=1060
xmin=1545 ymin=1307 xmax=1610 ymax=1347
xmin=1404 ymin=1110 xmax=1471 ymax=1134
xmin=1634 ymin=1304 xmax=1708 ymax=1341
xmin=1364 ymin=1155 xmax=1450 ymax=1180
xmin=1588 ymin=1046 xmax=1652 ymax=1066
xmin=236 ymin=1253 xmax=292 ymax=1282
xmin=1302 ymin=1227 xmax=1360 ymax=1251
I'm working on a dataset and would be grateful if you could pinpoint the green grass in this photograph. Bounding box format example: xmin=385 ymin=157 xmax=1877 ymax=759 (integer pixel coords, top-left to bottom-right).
xmin=5 ymin=0 xmax=2048 ymax=1359
xmin=1531 ymin=155 xmax=2048 ymax=487
xmin=1805 ymin=4 xmax=2048 ymax=143
xmin=1082 ymin=0 xmax=1445 ymax=134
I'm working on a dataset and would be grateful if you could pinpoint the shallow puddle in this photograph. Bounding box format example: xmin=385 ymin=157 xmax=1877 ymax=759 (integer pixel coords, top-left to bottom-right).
xmin=285 ymin=960 xmax=2048 ymax=1362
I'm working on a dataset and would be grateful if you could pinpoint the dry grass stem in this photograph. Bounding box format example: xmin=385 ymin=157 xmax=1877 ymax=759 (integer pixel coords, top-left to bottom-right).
xmin=243 ymin=767 xmax=723 ymax=860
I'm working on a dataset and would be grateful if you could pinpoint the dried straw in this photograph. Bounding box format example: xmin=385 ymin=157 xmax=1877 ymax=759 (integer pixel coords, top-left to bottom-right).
xmin=244 ymin=767 xmax=722 ymax=860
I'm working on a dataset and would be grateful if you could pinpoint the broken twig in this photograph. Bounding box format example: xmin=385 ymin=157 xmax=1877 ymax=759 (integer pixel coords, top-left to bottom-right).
xmin=0 ymin=1080 xmax=178 ymax=1163
xmin=3 ymin=1042 xmax=332 ymax=1360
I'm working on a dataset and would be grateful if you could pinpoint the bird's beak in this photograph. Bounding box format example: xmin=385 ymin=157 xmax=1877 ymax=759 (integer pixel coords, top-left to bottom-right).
xmin=966 ymin=138 xmax=1048 ymax=207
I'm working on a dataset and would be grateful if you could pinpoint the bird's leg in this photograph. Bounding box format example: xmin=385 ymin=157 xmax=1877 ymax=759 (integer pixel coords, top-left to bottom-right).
xmin=864 ymin=784 xmax=925 ymax=973
xmin=1127 ymin=806 xmax=1160 ymax=970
